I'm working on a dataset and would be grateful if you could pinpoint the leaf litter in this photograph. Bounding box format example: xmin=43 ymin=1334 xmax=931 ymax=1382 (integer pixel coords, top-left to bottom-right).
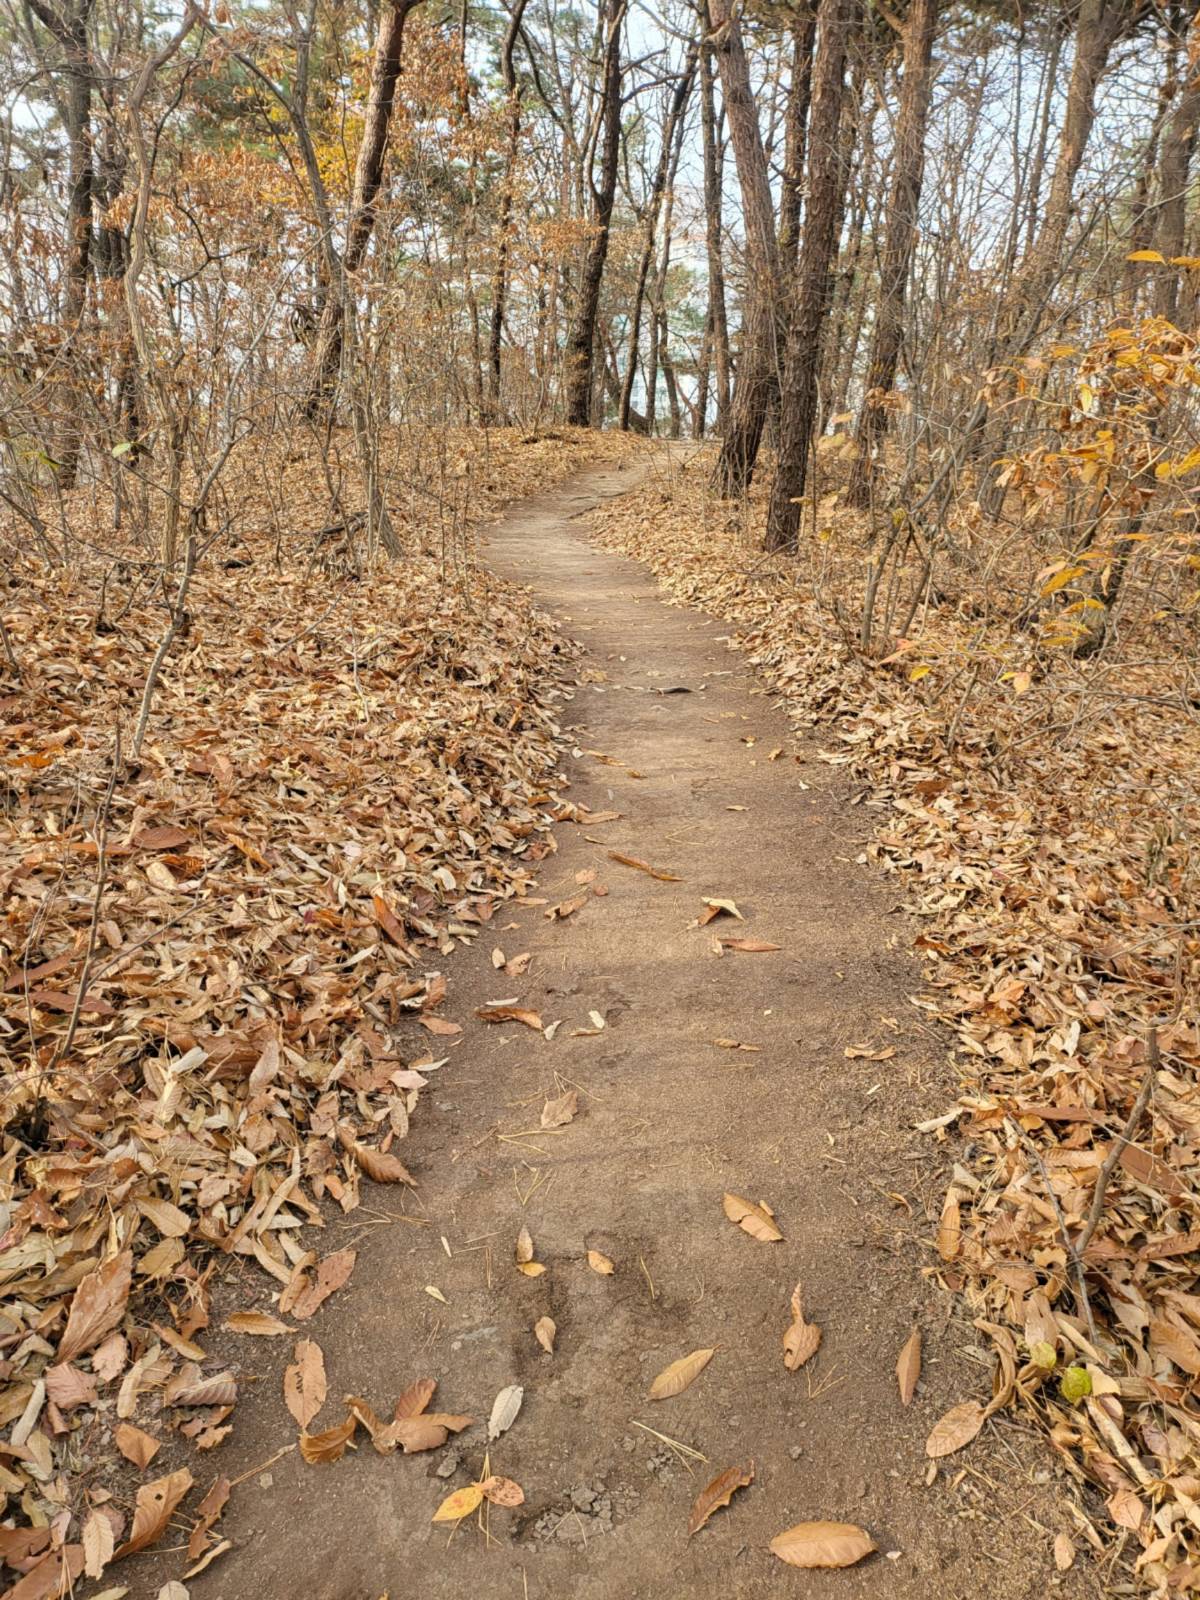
xmin=0 ymin=426 xmax=629 ymax=1582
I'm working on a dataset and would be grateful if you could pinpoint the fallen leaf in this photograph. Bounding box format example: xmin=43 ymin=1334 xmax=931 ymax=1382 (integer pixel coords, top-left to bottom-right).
xmin=607 ymin=852 xmax=682 ymax=881
xmin=723 ymin=1192 xmax=783 ymax=1242
xmin=783 ymin=1282 xmax=821 ymax=1370
xmin=285 ymin=1248 xmax=357 ymax=1320
xmin=844 ymin=1043 xmax=896 ymax=1061
xmin=1053 ymin=1532 xmax=1076 ymax=1571
xmin=425 ymin=1285 xmax=448 ymax=1304
xmin=337 ymin=1125 xmax=416 ymax=1186
xmin=515 ymin=1226 xmax=535 ymax=1264
xmin=534 ymin=1316 xmax=556 ymax=1354
xmin=283 ymin=1339 xmax=326 ymax=1430
xmin=299 ymin=1415 xmax=357 ymax=1464
xmin=541 ymin=1088 xmax=579 ymax=1127
xmin=699 ymin=897 xmax=743 ymax=923
xmin=896 ymin=1328 xmax=921 ymax=1406
xmin=488 ymin=1384 xmax=523 ymax=1440
xmin=114 ymin=1423 xmax=161 ymax=1470
xmin=58 ymin=1251 xmax=132 ymax=1363
xmin=517 ymin=1261 xmax=547 ymax=1277
xmin=719 ymin=938 xmax=780 ymax=952
xmin=770 ymin=1521 xmax=876 ymax=1569
xmin=224 ymin=1312 xmax=295 ymax=1337
xmin=688 ymin=1460 xmax=754 ymax=1536
xmin=925 ymin=1400 xmax=986 ymax=1458
xmin=432 ymin=1483 xmax=484 ymax=1522
xmin=420 ymin=1015 xmax=462 ymax=1037
xmin=476 ymin=1003 xmax=543 ymax=1030
xmin=82 ymin=1507 xmax=114 ymax=1579
xmin=712 ymin=1037 xmax=761 ymax=1052
xmin=936 ymin=1189 xmax=961 ymax=1261
xmin=479 ymin=1475 xmax=525 ymax=1507
xmin=116 ymin=1468 xmax=194 ymax=1557
xmin=394 ymin=1377 xmax=436 ymax=1418
xmin=587 ymin=1249 xmax=615 ymax=1275
xmin=649 ymin=1347 xmax=715 ymax=1400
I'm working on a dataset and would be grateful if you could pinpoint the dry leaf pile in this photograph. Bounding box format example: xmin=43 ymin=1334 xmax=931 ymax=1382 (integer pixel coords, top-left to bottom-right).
xmin=0 ymin=426 xmax=620 ymax=1590
xmin=592 ymin=451 xmax=1200 ymax=1590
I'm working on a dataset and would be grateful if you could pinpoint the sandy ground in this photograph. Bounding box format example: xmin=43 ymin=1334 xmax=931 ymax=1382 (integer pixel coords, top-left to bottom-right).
xmin=132 ymin=449 xmax=1100 ymax=1600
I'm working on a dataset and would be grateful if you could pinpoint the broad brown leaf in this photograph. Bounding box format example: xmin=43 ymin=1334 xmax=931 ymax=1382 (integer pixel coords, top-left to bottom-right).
xmin=114 ymin=1423 xmax=161 ymax=1470
xmin=783 ymin=1282 xmax=821 ymax=1370
xmin=896 ymin=1327 xmax=921 ymax=1406
xmin=283 ymin=1339 xmax=326 ymax=1429
xmin=337 ymin=1125 xmax=416 ymax=1186
xmin=770 ymin=1521 xmax=876 ymax=1569
xmin=649 ymin=1347 xmax=714 ymax=1400
xmin=57 ymin=1251 xmax=132 ymax=1363
xmin=534 ymin=1315 xmax=557 ymax=1353
xmin=476 ymin=1003 xmax=543 ymax=1029
xmin=115 ymin=1468 xmax=194 ymax=1557
xmin=688 ymin=1460 xmax=754 ymax=1536
xmin=299 ymin=1414 xmax=357 ymax=1464
xmin=925 ymin=1400 xmax=985 ymax=1458
xmin=723 ymin=1192 xmax=783 ymax=1242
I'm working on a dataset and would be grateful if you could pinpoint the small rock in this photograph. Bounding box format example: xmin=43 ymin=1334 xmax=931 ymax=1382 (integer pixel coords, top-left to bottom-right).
xmin=571 ymin=1485 xmax=595 ymax=1511
xmin=789 ymin=1446 xmax=802 ymax=1461
xmin=435 ymin=1449 xmax=460 ymax=1480
xmin=258 ymin=1472 xmax=273 ymax=1489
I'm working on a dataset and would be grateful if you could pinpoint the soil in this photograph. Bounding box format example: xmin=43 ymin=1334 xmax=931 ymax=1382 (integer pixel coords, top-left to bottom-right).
xmin=135 ymin=449 xmax=1102 ymax=1600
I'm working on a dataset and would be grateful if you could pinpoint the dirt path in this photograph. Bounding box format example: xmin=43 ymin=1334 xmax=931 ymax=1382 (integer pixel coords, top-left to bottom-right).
xmin=181 ymin=452 xmax=1092 ymax=1600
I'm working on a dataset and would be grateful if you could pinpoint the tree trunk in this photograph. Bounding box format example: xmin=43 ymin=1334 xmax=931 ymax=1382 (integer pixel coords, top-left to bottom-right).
xmin=765 ymin=0 xmax=854 ymax=553
xmin=305 ymin=0 xmax=423 ymax=417
xmin=708 ymin=0 xmax=782 ymax=494
xmin=1156 ymin=3 xmax=1200 ymax=321
xmin=698 ymin=39 xmax=730 ymax=434
xmin=776 ymin=2 xmax=816 ymax=278
xmin=27 ymin=0 xmax=96 ymax=485
xmin=564 ymin=0 xmax=624 ymax=426
xmin=847 ymin=0 xmax=937 ymax=506
xmin=619 ymin=44 xmax=697 ymax=430
xmin=487 ymin=0 xmax=531 ymax=419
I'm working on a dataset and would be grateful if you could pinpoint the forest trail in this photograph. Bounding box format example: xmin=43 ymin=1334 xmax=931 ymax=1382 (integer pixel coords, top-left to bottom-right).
xmin=180 ymin=451 xmax=1087 ymax=1600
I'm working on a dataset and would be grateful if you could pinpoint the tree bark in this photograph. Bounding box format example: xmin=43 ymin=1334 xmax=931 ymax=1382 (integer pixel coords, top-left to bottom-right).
xmin=846 ymin=0 xmax=937 ymax=506
xmin=698 ymin=37 xmax=730 ymax=434
xmin=1156 ymin=2 xmax=1200 ymax=321
xmin=765 ymin=0 xmax=855 ymax=553
xmin=305 ymin=0 xmax=423 ymax=417
xmin=487 ymin=0 xmax=531 ymax=419
xmin=564 ymin=0 xmax=624 ymax=426
xmin=776 ymin=2 xmax=816 ymax=278
xmin=708 ymin=0 xmax=782 ymax=494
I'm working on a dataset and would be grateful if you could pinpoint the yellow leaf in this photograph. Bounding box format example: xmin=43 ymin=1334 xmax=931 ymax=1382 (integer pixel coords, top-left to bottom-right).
xmin=1039 ymin=564 xmax=1085 ymax=597
xmin=587 ymin=1250 xmax=615 ymax=1275
xmin=432 ymin=1482 xmax=485 ymax=1522
xmin=517 ymin=1261 xmax=547 ymax=1277
xmin=909 ymin=664 xmax=932 ymax=683
xmin=649 ymin=1347 xmax=715 ymax=1399
xmin=1126 ymin=248 xmax=1165 ymax=263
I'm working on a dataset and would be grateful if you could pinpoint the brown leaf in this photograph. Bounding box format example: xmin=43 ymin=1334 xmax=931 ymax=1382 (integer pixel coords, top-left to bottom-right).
xmin=4 ymin=1546 xmax=84 ymax=1599
xmin=114 ymin=1422 xmax=161 ymax=1469
xmin=936 ymin=1188 xmax=961 ymax=1261
xmin=420 ymin=1015 xmax=462 ymax=1036
xmin=299 ymin=1414 xmax=357 ymax=1464
xmin=285 ymin=1248 xmax=357 ymax=1320
xmin=649 ymin=1347 xmax=715 ymax=1400
xmin=57 ymin=1250 xmax=132 ymax=1363
xmin=896 ymin=1327 xmax=922 ymax=1406
xmin=541 ymin=1088 xmax=579 ymax=1127
xmin=283 ymin=1339 xmax=326 ymax=1430
xmin=587 ymin=1249 xmax=615 ymax=1275
xmin=394 ymin=1377 xmax=436 ymax=1418
xmin=723 ymin=1192 xmax=783 ymax=1242
xmin=688 ymin=1460 xmax=754 ymax=1536
xmin=224 ymin=1311 xmax=295 ymax=1337
xmin=783 ymin=1282 xmax=821 ymax=1370
xmin=115 ymin=1468 xmax=194 ymax=1557
xmin=82 ymin=1507 xmax=114 ymax=1579
xmin=770 ymin=1521 xmax=876 ymax=1569
xmin=546 ymin=892 xmax=589 ymax=920
xmin=43 ymin=1361 xmax=97 ymax=1411
xmin=719 ymin=937 xmax=780 ymax=952
xmin=607 ymin=851 xmax=682 ymax=881
xmin=372 ymin=893 xmax=408 ymax=947
xmin=699 ymin=896 xmax=743 ymax=922
xmin=515 ymin=1225 xmax=535 ymax=1263
xmin=479 ymin=1475 xmax=525 ymax=1507
xmin=925 ymin=1400 xmax=986 ymax=1458
xmin=534 ymin=1315 xmax=557 ymax=1354
xmin=476 ymin=1003 xmax=543 ymax=1029
xmin=382 ymin=1416 xmax=448 ymax=1454
xmin=336 ymin=1125 xmax=416 ymax=1186
xmin=1053 ymin=1532 xmax=1076 ymax=1571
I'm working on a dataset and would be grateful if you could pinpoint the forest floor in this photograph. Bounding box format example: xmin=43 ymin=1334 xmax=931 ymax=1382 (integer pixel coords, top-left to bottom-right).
xmin=127 ymin=447 xmax=1099 ymax=1600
